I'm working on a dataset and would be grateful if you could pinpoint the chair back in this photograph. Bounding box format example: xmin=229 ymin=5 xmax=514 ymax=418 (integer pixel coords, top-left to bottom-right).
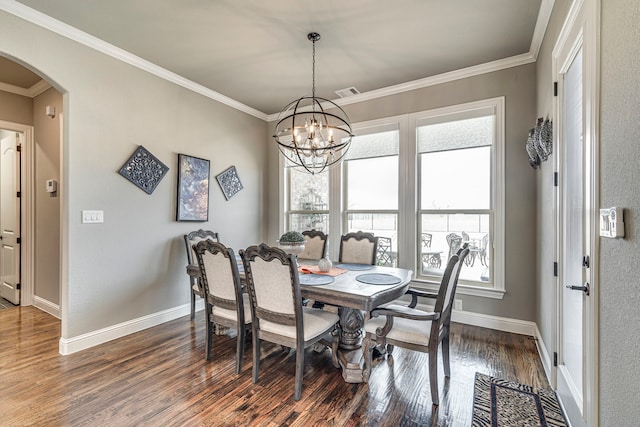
xmin=298 ymin=230 xmax=328 ymax=261
xmin=193 ymin=240 xmax=245 ymax=320
xmin=432 ymin=247 xmax=469 ymax=337
xmin=241 ymin=243 xmax=301 ymax=328
xmin=184 ymin=229 xmax=219 ymax=265
xmin=421 ymin=233 xmax=432 ymax=249
xmin=445 ymin=233 xmax=462 ymax=261
xmin=339 ymin=231 xmax=377 ymax=265
xmin=376 ymin=236 xmax=393 ymax=266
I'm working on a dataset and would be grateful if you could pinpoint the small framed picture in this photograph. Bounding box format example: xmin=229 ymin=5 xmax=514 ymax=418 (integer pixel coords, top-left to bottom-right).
xmin=216 ymin=166 xmax=243 ymax=200
xmin=176 ymin=154 xmax=210 ymax=222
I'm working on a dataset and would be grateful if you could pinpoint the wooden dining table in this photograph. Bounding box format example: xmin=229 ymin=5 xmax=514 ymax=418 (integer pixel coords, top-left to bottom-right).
xmin=187 ymin=260 xmax=413 ymax=383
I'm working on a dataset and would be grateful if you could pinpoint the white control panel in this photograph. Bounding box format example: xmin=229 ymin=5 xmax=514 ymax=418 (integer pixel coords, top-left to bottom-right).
xmin=599 ymin=207 xmax=624 ymax=238
xmin=82 ymin=210 xmax=104 ymax=224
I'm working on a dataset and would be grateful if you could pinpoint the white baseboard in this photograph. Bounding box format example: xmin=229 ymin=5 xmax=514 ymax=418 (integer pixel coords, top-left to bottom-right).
xmin=33 ymin=296 xmax=60 ymax=319
xmin=414 ymin=302 xmax=537 ymax=336
xmin=534 ymin=324 xmax=554 ymax=386
xmin=58 ymin=299 xmax=204 ymax=355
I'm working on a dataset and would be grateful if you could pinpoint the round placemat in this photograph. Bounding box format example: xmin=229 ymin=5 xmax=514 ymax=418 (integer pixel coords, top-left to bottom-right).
xmin=336 ymin=263 xmax=374 ymax=271
xmin=299 ymin=274 xmax=335 ymax=286
xmin=355 ymin=273 xmax=402 ymax=285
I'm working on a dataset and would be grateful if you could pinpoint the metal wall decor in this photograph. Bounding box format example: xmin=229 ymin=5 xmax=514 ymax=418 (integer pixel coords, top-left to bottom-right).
xmin=176 ymin=154 xmax=210 ymax=222
xmin=526 ymin=118 xmax=553 ymax=169
xmin=216 ymin=166 xmax=243 ymax=200
xmin=118 ymin=145 xmax=169 ymax=194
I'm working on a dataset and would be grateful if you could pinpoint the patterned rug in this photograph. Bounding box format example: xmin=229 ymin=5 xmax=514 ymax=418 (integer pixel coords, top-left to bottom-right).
xmin=472 ymin=373 xmax=567 ymax=426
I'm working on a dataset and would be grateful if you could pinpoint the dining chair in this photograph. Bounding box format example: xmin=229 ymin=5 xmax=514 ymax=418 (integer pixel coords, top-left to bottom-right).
xmin=478 ymin=234 xmax=489 ymax=266
xmin=338 ymin=231 xmax=378 ymax=265
xmin=362 ymin=247 xmax=470 ymax=406
xmin=193 ymin=240 xmax=251 ymax=374
xmin=240 ymin=243 xmax=339 ymax=401
xmin=376 ymin=236 xmax=394 ymax=266
xmin=184 ymin=229 xmax=220 ymax=320
xmin=298 ymin=229 xmax=328 ymax=261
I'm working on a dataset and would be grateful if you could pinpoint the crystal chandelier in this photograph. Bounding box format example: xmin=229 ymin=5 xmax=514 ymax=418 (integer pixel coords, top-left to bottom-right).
xmin=273 ymin=32 xmax=353 ymax=174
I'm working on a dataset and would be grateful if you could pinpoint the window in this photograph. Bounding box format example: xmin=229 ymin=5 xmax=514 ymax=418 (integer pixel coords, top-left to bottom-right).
xmin=413 ymin=98 xmax=504 ymax=293
xmin=285 ymin=166 xmax=329 ymax=234
xmin=344 ymin=127 xmax=399 ymax=266
xmin=280 ymin=98 xmax=504 ymax=297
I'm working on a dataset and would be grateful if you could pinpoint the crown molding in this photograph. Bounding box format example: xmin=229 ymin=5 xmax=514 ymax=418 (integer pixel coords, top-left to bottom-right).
xmin=2 ymin=0 xmax=553 ymax=123
xmin=0 ymin=0 xmax=268 ymax=121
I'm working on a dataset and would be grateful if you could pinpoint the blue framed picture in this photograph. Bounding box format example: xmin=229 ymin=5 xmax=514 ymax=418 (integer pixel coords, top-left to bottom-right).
xmin=176 ymin=154 xmax=210 ymax=222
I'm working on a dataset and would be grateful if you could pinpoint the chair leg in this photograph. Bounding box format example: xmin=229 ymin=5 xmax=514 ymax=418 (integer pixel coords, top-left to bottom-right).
xmin=442 ymin=336 xmax=451 ymax=378
xmin=294 ymin=343 xmax=304 ymax=401
xmin=236 ymin=324 xmax=245 ymax=374
xmin=190 ymin=286 xmax=196 ymax=321
xmin=205 ymin=310 xmax=213 ymax=360
xmin=429 ymin=347 xmax=439 ymax=405
xmin=252 ymin=330 xmax=260 ymax=384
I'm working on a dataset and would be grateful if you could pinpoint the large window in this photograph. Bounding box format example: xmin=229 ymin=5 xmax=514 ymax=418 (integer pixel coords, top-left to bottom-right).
xmin=417 ymin=111 xmax=494 ymax=286
xmin=344 ymin=127 xmax=399 ymax=265
xmin=280 ymin=98 xmax=504 ymax=297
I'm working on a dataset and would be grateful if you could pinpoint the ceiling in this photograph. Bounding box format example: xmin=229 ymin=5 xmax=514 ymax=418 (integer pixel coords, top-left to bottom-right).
xmin=2 ymin=0 xmax=548 ymax=117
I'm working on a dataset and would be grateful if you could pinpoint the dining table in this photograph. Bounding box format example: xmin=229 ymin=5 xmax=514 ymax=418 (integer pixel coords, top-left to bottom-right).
xmin=187 ymin=259 xmax=413 ymax=383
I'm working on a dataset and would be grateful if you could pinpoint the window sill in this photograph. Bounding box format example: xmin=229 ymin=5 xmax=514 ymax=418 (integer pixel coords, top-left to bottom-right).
xmin=410 ymin=279 xmax=506 ymax=300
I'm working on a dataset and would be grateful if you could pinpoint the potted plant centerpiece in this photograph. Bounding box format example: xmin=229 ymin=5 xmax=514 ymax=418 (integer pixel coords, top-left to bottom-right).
xmin=277 ymin=231 xmax=306 ymax=256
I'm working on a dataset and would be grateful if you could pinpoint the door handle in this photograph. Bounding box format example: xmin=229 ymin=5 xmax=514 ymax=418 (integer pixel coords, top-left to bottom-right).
xmin=565 ymin=282 xmax=590 ymax=296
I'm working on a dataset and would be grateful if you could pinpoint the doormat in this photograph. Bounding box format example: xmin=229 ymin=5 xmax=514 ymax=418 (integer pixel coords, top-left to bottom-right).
xmin=472 ymin=372 xmax=567 ymax=426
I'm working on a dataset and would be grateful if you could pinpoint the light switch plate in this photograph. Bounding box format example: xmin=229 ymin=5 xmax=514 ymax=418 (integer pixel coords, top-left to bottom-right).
xmin=82 ymin=210 xmax=104 ymax=224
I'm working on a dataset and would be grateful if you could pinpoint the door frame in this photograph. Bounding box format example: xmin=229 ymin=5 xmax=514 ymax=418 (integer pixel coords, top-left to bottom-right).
xmin=0 ymin=119 xmax=35 ymax=307
xmin=552 ymin=0 xmax=600 ymax=425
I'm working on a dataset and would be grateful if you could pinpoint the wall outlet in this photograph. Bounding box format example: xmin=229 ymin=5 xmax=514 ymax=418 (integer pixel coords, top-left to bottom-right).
xmin=454 ymin=299 xmax=462 ymax=311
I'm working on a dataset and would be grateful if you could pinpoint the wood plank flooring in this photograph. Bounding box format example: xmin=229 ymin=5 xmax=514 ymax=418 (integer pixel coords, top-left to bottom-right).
xmin=0 ymin=307 xmax=549 ymax=426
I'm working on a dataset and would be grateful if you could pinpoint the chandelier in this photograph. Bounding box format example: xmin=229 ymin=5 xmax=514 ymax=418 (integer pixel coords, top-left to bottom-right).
xmin=273 ymin=32 xmax=353 ymax=174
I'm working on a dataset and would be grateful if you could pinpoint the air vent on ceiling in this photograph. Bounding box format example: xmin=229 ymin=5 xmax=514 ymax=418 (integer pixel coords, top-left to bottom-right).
xmin=334 ymin=86 xmax=360 ymax=98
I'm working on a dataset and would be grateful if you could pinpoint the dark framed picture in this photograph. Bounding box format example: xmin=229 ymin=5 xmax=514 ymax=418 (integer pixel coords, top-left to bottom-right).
xmin=118 ymin=145 xmax=169 ymax=194
xmin=176 ymin=154 xmax=210 ymax=222
xmin=216 ymin=166 xmax=243 ymax=200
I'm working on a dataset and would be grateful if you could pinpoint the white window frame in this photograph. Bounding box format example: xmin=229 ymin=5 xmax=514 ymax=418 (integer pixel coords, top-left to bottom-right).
xmin=409 ymin=97 xmax=505 ymax=299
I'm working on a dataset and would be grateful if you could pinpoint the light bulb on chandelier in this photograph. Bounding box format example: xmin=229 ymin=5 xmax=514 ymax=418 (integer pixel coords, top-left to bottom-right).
xmin=273 ymin=32 xmax=353 ymax=174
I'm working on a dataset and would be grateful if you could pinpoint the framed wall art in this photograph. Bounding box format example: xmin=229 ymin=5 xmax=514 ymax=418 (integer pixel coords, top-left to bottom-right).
xmin=176 ymin=154 xmax=210 ymax=222
xmin=216 ymin=165 xmax=243 ymax=200
xmin=118 ymin=145 xmax=169 ymax=194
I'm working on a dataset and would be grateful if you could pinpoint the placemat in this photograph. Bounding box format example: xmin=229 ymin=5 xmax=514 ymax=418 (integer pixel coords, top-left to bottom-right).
xmin=355 ymin=273 xmax=402 ymax=285
xmin=336 ymin=263 xmax=374 ymax=271
xmin=298 ymin=265 xmax=347 ymax=277
xmin=299 ymin=274 xmax=335 ymax=286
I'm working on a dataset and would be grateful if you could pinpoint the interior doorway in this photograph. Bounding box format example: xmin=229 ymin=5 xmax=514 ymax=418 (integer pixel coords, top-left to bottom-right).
xmin=0 ymin=128 xmax=21 ymax=305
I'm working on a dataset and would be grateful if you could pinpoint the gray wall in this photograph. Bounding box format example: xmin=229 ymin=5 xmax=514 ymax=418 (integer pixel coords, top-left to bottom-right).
xmin=0 ymin=89 xmax=32 ymax=125
xmin=267 ymin=64 xmax=539 ymax=321
xmin=32 ymin=87 xmax=62 ymax=305
xmin=599 ymin=0 xmax=640 ymax=423
xmin=0 ymin=10 xmax=267 ymax=339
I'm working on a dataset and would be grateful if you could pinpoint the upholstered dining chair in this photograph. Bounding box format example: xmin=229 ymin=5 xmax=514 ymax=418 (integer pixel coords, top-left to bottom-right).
xmin=362 ymin=247 xmax=470 ymax=406
xmin=193 ymin=240 xmax=251 ymax=374
xmin=338 ymin=231 xmax=378 ymax=265
xmin=298 ymin=229 xmax=328 ymax=261
xmin=184 ymin=229 xmax=220 ymax=320
xmin=240 ymin=243 xmax=339 ymax=401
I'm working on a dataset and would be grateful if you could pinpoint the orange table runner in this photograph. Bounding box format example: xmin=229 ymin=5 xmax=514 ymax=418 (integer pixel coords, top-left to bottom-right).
xmin=298 ymin=264 xmax=347 ymax=277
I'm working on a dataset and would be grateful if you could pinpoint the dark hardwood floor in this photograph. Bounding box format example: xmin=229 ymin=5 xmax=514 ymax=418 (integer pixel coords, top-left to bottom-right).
xmin=0 ymin=306 xmax=548 ymax=426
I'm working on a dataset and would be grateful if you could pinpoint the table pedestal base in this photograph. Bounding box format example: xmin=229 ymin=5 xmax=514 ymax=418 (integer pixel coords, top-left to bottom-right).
xmin=335 ymin=307 xmax=366 ymax=383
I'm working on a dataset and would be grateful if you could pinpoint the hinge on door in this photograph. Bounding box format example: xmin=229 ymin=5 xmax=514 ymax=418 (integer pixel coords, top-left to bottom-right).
xmin=16 ymin=144 xmax=21 ymax=152
xmin=16 ymin=237 xmax=21 ymax=244
xmin=16 ymin=191 xmax=21 ymax=198
xmin=16 ymin=283 xmax=21 ymax=290
xmin=553 ymin=352 xmax=558 ymax=366
xmin=554 ymin=82 xmax=558 ymax=96
xmin=582 ymin=255 xmax=590 ymax=268
xmin=553 ymin=262 xmax=558 ymax=277
xmin=553 ymin=172 xmax=558 ymax=187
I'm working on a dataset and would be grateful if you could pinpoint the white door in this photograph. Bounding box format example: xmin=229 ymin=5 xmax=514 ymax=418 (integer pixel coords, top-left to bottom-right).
xmin=0 ymin=131 xmax=21 ymax=304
